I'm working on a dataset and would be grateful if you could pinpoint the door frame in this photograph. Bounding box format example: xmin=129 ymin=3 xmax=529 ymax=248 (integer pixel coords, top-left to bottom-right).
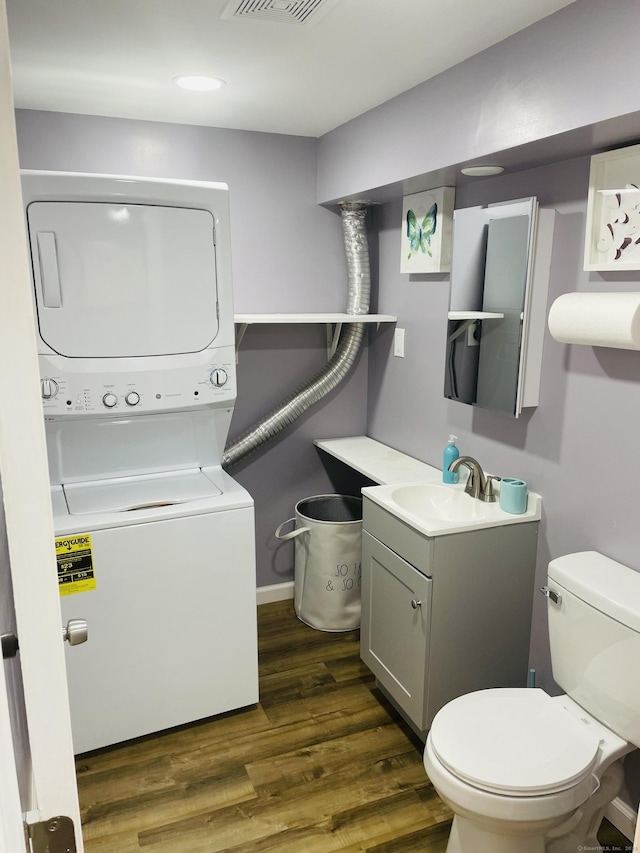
xmin=0 ymin=1 xmax=83 ymax=845
xmin=0 ymin=649 xmax=27 ymax=852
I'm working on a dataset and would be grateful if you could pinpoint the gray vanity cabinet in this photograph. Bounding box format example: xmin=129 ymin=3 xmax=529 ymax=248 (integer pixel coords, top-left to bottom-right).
xmin=360 ymin=496 xmax=539 ymax=738
xmin=361 ymin=530 xmax=433 ymax=726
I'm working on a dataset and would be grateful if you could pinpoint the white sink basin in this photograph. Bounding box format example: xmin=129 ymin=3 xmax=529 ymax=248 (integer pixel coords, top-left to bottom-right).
xmin=362 ymin=480 xmax=541 ymax=537
xmin=391 ymin=483 xmax=495 ymax=523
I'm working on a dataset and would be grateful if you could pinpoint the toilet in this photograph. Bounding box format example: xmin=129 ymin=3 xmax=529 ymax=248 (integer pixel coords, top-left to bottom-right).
xmin=423 ymin=551 xmax=640 ymax=853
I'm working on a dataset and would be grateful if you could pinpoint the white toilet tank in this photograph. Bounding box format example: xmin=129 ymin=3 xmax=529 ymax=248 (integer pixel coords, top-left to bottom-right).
xmin=547 ymin=551 xmax=640 ymax=747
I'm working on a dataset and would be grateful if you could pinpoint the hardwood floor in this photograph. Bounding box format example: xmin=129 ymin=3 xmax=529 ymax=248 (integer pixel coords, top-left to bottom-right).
xmin=76 ymin=599 xmax=452 ymax=852
xmin=75 ymin=598 xmax=632 ymax=852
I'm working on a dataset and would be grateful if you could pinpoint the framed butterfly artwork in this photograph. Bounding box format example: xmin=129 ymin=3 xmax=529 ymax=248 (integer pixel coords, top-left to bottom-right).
xmin=400 ymin=187 xmax=455 ymax=274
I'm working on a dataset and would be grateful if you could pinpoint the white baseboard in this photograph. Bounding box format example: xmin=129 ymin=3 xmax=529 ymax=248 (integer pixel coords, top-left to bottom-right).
xmin=605 ymin=796 xmax=636 ymax=842
xmin=256 ymin=581 xmax=294 ymax=606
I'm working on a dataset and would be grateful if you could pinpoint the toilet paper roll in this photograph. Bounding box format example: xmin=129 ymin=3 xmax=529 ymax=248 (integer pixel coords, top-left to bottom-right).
xmin=548 ymin=292 xmax=640 ymax=349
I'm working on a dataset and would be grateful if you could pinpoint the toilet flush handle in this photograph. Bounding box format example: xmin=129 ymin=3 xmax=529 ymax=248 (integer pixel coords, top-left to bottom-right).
xmin=539 ymin=586 xmax=562 ymax=605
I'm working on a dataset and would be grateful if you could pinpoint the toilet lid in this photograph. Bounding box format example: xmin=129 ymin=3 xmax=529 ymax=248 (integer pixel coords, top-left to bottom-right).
xmin=429 ymin=689 xmax=601 ymax=796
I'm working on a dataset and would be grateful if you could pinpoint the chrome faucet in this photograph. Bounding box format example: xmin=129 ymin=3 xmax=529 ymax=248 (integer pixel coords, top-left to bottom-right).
xmin=448 ymin=455 xmax=499 ymax=502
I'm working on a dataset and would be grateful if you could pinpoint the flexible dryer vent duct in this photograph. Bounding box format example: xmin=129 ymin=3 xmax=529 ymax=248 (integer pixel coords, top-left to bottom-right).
xmin=222 ymin=201 xmax=371 ymax=470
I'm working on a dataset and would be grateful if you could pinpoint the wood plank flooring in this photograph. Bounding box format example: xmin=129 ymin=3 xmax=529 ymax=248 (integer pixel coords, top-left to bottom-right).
xmin=76 ymin=599 xmax=452 ymax=852
xmin=75 ymin=598 xmax=632 ymax=852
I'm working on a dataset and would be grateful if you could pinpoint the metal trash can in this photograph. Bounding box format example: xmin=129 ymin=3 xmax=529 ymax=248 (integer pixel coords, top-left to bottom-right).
xmin=275 ymin=494 xmax=362 ymax=632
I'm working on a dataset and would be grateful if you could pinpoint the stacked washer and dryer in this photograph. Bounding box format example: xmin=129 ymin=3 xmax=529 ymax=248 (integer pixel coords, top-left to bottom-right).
xmin=21 ymin=170 xmax=258 ymax=754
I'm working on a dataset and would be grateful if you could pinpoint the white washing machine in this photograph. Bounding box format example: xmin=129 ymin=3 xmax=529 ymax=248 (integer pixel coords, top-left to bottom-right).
xmin=21 ymin=170 xmax=258 ymax=754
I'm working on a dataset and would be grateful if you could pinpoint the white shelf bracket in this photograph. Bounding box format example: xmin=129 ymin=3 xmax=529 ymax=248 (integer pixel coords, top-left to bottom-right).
xmin=447 ymin=319 xmax=475 ymax=344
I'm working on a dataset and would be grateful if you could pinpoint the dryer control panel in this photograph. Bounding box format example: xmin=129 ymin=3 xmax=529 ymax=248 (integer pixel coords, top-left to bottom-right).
xmin=39 ymin=350 xmax=236 ymax=419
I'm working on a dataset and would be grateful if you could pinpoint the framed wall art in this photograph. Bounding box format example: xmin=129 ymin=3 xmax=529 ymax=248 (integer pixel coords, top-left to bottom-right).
xmin=400 ymin=186 xmax=455 ymax=274
xmin=584 ymin=144 xmax=640 ymax=271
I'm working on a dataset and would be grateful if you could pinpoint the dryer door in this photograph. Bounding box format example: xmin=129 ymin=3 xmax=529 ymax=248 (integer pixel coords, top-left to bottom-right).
xmin=27 ymin=201 xmax=219 ymax=357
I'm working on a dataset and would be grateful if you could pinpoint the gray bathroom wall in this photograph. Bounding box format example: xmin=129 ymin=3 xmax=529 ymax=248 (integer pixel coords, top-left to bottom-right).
xmin=369 ymin=152 xmax=640 ymax=674
xmin=314 ymin=0 xmax=640 ymax=808
xmin=317 ymin=0 xmax=640 ymax=204
xmin=15 ymin=109 xmax=369 ymax=588
xmin=367 ymin=156 xmax=640 ymax=805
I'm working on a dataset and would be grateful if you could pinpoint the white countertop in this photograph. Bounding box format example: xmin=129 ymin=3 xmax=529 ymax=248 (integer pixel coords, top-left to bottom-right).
xmin=362 ymin=480 xmax=542 ymax=537
xmin=314 ymin=436 xmax=442 ymax=485
xmin=314 ymin=435 xmax=541 ymax=537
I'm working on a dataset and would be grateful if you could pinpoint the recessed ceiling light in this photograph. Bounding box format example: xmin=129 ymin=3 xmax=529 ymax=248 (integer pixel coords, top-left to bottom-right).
xmin=174 ymin=76 xmax=226 ymax=92
xmin=460 ymin=165 xmax=505 ymax=177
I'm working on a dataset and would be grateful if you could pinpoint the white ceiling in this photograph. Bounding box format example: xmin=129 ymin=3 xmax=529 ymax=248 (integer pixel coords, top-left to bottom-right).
xmin=6 ymin=0 xmax=577 ymax=138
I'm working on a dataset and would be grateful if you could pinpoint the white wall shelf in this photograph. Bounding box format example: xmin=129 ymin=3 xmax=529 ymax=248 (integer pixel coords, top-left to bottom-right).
xmin=234 ymin=313 xmax=397 ymax=356
xmin=314 ymin=436 xmax=441 ymax=485
xmin=447 ymin=311 xmax=505 ymax=320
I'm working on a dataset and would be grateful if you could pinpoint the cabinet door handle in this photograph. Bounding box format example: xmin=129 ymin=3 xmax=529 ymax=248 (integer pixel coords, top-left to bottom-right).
xmin=411 ymin=599 xmax=422 ymax=609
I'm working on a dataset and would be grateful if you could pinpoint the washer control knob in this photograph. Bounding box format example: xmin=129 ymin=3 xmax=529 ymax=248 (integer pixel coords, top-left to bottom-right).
xmin=210 ymin=368 xmax=229 ymax=387
xmin=41 ymin=378 xmax=59 ymax=399
xmin=125 ymin=391 xmax=141 ymax=406
xmin=102 ymin=393 xmax=118 ymax=408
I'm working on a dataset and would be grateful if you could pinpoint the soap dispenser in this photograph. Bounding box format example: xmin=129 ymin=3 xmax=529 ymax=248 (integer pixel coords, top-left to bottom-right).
xmin=442 ymin=435 xmax=459 ymax=484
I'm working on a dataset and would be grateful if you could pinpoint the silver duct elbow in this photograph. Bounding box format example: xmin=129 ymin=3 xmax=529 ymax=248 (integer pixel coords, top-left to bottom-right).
xmin=222 ymin=201 xmax=371 ymax=470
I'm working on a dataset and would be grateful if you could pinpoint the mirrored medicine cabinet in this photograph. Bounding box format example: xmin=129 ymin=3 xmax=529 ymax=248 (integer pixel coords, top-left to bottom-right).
xmin=444 ymin=197 xmax=555 ymax=417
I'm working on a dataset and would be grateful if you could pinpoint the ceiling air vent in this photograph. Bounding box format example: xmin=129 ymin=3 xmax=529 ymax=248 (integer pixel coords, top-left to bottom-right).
xmin=221 ymin=0 xmax=340 ymax=26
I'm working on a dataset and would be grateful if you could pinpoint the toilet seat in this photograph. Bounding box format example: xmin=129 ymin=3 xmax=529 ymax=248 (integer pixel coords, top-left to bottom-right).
xmin=429 ymin=688 xmax=602 ymax=796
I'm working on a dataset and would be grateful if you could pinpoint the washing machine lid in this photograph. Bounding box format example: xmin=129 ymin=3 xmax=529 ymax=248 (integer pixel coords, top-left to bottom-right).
xmin=63 ymin=469 xmax=222 ymax=515
xmin=27 ymin=201 xmax=219 ymax=357
xmin=429 ymin=689 xmax=601 ymax=796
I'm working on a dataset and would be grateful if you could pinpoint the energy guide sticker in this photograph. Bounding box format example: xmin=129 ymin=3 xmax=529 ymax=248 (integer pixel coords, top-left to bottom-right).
xmin=56 ymin=534 xmax=96 ymax=596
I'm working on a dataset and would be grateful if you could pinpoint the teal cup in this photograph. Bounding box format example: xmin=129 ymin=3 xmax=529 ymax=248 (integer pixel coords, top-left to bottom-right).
xmin=499 ymin=478 xmax=528 ymax=514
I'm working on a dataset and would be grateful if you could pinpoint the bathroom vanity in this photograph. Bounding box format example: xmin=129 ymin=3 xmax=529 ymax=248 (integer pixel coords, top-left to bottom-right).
xmin=360 ymin=485 xmax=540 ymax=740
xmin=315 ymin=436 xmax=541 ymax=740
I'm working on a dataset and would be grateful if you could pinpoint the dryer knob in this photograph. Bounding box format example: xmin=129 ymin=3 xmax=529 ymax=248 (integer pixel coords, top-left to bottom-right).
xmin=125 ymin=391 xmax=141 ymax=406
xmin=102 ymin=393 xmax=118 ymax=408
xmin=41 ymin=378 xmax=59 ymax=400
xmin=210 ymin=368 xmax=228 ymax=387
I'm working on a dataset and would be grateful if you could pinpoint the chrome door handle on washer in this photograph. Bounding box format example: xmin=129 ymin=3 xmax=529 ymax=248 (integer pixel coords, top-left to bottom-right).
xmin=63 ymin=619 xmax=88 ymax=646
